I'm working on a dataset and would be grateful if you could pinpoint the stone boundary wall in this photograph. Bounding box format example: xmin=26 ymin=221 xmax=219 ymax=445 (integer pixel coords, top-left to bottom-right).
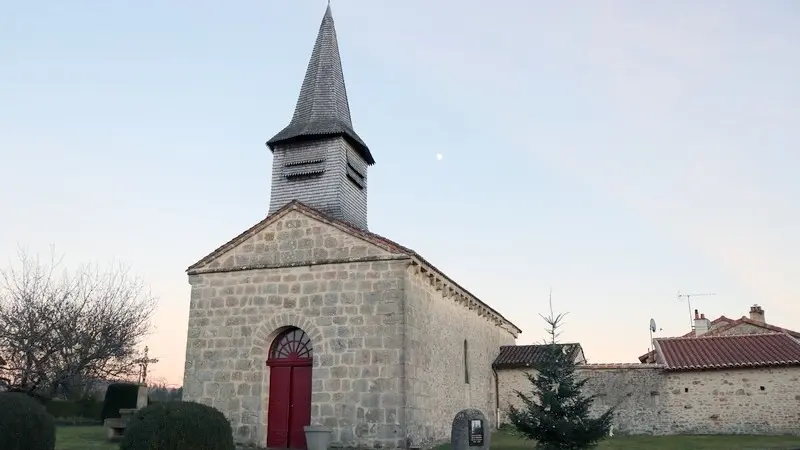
xmin=577 ymin=364 xmax=666 ymax=435
xmin=498 ymin=364 xmax=800 ymax=436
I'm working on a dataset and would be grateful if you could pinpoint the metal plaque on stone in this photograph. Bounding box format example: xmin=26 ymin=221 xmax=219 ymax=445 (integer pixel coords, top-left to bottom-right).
xmin=469 ymin=419 xmax=484 ymax=447
xmin=451 ymin=409 xmax=490 ymax=450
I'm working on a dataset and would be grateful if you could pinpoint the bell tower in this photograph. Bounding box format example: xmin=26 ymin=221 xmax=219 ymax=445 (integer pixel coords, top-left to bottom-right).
xmin=266 ymin=5 xmax=374 ymax=230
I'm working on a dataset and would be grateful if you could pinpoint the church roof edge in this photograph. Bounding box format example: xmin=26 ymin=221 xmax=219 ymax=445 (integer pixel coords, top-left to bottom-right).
xmin=186 ymin=200 xmax=521 ymax=335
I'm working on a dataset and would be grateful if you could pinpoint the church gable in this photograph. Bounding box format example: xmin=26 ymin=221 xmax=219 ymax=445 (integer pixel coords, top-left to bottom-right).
xmin=187 ymin=202 xmax=405 ymax=274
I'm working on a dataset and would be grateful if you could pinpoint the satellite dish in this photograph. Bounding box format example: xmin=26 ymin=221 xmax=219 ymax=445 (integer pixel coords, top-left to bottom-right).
xmin=649 ymin=318 xmax=657 ymax=333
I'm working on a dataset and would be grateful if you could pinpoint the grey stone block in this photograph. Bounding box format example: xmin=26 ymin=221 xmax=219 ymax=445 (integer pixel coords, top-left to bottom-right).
xmin=451 ymin=409 xmax=490 ymax=450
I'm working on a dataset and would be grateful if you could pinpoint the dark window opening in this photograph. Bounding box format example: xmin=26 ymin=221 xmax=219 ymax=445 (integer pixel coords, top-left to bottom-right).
xmin=463 ymin=339 xmax=470 ymax=384
xmin=283 ymin=158 xmax=326 ymax=180
xmin=684 ymin=387 xmax=689 ymax=393
xmin=760 ymin=386 xmax=765 ymax=391
xmin=285 ymin=171 xmax=324 ymax=181
xmin=346 ymin=162 xmax=365 ymax=189
xmin=285 ymin=158 xmax=325 ymax=167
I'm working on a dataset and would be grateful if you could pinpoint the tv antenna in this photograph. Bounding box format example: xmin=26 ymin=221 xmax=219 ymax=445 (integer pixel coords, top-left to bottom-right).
xmin=677 ymin=291 xmax=716 ymax=329
xmin=648 ymin=318 xmax=661 ymax=353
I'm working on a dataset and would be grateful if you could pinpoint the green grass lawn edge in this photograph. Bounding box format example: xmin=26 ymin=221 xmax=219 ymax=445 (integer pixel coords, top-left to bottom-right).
xmin=55 ymin=426 xmax=800 ymax=450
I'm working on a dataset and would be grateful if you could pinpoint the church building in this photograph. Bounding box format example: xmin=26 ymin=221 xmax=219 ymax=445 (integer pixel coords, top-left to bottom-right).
xmin=182 ymin=6 xmax=521 ymax=449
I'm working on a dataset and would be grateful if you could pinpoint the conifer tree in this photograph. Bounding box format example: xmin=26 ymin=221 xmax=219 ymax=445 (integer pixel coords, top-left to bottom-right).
xmin=507 ymin=295 xmax=615 ymax=450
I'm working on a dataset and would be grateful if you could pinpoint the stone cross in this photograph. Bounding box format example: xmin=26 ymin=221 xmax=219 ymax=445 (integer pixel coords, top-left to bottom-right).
xmin=451 ymin=409 xmax=490 ymax=450
xmin=133 ymin=346 xmax=159 ymax=385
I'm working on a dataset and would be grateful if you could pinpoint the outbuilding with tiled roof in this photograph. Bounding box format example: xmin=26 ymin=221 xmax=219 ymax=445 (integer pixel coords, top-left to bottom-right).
xmin=638 ymin=305 xmax=800 ymax=363
xmin=654 ymin=333 xmax=800 ymax=371
xmin=492 ymin=343 xmax=586 ymax=370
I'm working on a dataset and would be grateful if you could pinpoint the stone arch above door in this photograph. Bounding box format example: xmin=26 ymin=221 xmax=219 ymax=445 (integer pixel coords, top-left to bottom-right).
xmin=251 ymin=314 xmax=324 ymax=361
xmin=250 ymin=314 xmax=323 ymax=447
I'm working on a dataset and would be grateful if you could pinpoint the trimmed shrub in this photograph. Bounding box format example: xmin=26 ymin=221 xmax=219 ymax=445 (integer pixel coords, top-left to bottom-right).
xmin=46 ymin=399 xmax=103 ymax=421
xmin=100 ymin=382 xmax=141 ymax=421
xmin=120 ymin=401 xmax=235 ymax=450
xmin=0 ymin=392 xmax=56 ymax=450
xmin=5 ymin=387 xmax=49 ymax=405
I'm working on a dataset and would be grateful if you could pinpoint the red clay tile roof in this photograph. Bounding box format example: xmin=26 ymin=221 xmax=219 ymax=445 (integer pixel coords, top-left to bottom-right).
xmin=187 ymin=200 xmax=522 ymax=334
xmin=638 ymin=316 xmax=734 ymax=362
xmin=638 ymin=350 xmax=656 ymax=364
xmin=654 ymin=333 xmax=800 ymax=371
xmin=637 ymin=314 xmax=800 ymax=363
xmin=493 ymin=344 xmax=583 ymax=369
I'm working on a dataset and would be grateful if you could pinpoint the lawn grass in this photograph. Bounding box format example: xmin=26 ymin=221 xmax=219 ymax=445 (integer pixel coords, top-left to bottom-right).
xmin=433 ymin=429 xmax=800 ymax=450
xmin=56 ymin=426 xmax=117 ymax=450
xmin=58 ymin=426 xmax=800 ymax=450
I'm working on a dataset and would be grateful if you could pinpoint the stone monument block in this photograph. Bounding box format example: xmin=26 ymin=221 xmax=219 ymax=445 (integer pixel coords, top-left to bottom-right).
xmin=451 ymin=409 xmax=490 ymax=450
xmin=136 ymin=385 xmax=149 ymax=409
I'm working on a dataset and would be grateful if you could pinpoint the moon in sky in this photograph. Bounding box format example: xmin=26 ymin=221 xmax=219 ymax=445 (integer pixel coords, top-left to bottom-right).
xmin=436 ymin=153 xmax=443 ymax=161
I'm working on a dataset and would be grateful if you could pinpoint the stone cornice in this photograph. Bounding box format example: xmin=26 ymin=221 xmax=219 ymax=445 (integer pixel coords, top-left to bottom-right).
xmin=410 ymin=260 xmax=521 ymax=338
xmin=187 ymin=255 xmax=411 ymax=277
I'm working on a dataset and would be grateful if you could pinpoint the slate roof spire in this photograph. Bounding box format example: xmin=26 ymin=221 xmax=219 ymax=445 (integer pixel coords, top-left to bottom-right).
xmin=267 ymin=5 xmax=374 ymax=165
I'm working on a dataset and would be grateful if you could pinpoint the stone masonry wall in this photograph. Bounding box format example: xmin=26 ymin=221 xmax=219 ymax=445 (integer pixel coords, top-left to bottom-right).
xmin=662 ymin=367 xmax=800 ymax=435
xmin=495 ymin=367 xmax=660 ymax=426
xmin=580 ymin=365 xmax=666 ymax=434
xmin=403 ymin=266 xmax=516 ymax=448
xmin=497 ymin=365 xmax=800 ymax=435
xmin=715 ymin=322 xmax=778 ymax=336
xmin=183 ymin=210 xmax=412 ymax=448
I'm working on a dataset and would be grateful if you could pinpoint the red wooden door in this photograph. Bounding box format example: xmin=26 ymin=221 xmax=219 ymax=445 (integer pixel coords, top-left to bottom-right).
xmin=267 ymin=367 xmax=292 ymax=447
xmin=288 ymin=366 xmax=313 ymax=449
xmin=266 ymin=328 xmax=313 ymax=449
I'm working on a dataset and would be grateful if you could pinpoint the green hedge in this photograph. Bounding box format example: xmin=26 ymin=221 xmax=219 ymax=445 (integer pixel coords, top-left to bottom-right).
xmin=46 ymin=399 xmax=103 ymax=420
xmin=101 ymin=383 xmax=141 ymax=421
xmin=0 ymin=392 xmax=56 ymax=450
xmin=120 ymin=401 xmax=234 ymax=450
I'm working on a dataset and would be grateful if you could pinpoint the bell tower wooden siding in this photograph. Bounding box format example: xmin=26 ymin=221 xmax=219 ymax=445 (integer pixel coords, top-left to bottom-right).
xmin=266 ymin=5 xmax=373 ymax=231
xmin=268 ymin=138 xmax=368 ymax=230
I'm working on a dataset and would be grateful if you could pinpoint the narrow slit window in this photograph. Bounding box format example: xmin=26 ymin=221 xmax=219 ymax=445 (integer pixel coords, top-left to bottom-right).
xmin=463 ymin=339 xmax=470 ymax=384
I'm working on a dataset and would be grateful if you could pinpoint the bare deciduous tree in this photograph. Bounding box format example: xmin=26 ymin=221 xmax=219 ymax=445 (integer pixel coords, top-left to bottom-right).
xmin=147 ymin=377 xmax=183 ymax=402
xmin=0 ymin=247 xmax=156 ymax=400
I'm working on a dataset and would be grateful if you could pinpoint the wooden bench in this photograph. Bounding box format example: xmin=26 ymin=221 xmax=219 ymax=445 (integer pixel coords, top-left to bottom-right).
xmin=104 ymin=408 xmax=139 ymax=442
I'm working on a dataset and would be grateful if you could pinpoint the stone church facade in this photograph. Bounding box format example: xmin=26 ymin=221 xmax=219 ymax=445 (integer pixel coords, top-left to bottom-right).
xmin=182 ymin=5 xmax=800 ymax=447
xmin=182 ymin=5 xmax=520 ymax=449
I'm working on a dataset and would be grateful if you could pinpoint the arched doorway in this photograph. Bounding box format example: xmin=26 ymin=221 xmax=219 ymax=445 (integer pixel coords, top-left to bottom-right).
xmin=266 ymin=327 xmax=313 ymax=449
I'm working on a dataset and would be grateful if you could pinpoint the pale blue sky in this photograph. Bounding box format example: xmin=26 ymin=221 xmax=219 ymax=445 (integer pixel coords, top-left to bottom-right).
xmin=2 ymin=1 xmax=799 ymax=384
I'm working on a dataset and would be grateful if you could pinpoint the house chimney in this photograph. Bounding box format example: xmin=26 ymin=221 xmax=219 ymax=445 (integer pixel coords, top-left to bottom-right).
xmin=749 ymin=304 xmax=765 ymax=323
xmin=694 ymin=311 xmax=711 ymax=336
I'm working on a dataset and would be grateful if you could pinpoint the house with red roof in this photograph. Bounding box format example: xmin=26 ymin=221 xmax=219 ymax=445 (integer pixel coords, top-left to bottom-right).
xmin=652 ymin=332 xmax=800 ymax=371
xmin=493 ymin=304 xmax=800 ymax=436
xmin=638 ymin=304 xmax=800 ymax=363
